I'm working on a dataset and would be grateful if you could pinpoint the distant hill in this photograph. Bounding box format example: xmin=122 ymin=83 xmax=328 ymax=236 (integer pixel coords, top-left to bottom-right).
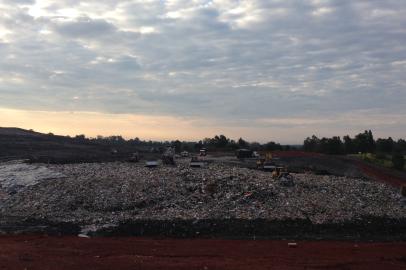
xmin=0 ymin=127 xmax=137 ymax=163
xmin=0 ymin=127 xmax=45 ymax=137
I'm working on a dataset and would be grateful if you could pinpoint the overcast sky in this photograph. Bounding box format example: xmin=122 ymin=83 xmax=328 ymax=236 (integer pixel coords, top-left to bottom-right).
xmin=0 ymin=0 xmax=405 ymax=143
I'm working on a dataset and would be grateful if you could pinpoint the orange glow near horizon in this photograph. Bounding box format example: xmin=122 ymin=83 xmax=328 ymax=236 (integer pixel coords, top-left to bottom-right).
xmin=0 ymin=107 xmax=298 ymax=143
xmin=0 ymin=107 xmax=210 ymax=141
xmin=1 ymin=107 xmax=403 ymax=143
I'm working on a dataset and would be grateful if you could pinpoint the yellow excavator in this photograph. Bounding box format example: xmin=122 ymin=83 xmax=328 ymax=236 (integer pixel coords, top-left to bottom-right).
xmin=256 ymin=152 xmax=273 ymax=169
xmin=257 ymin=152 xmax=289 ymax=179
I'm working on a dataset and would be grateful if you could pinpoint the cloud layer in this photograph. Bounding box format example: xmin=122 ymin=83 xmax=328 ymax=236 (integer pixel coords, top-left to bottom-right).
xmin=1 ymin=0 xmax=406 ymax=142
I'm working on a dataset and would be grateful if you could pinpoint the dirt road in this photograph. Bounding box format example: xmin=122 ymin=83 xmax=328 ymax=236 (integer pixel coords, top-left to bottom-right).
xmin=1 ymin=236 xmax=406 ymax=270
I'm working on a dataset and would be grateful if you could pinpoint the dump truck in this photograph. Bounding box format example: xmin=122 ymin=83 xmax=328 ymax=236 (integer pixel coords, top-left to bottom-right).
xmin=236 ymin=149 xmax=260 ymax=159
xmin=236 ymin=149 xmax=254 ymax=159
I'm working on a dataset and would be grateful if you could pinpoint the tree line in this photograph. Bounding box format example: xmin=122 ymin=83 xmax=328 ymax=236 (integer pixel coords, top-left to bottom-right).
xmin=68 ymin=134 xmax=292 ymax=153
xmin=303 ymin=130 xmax=405 ymax=169
xmin=303 ymin=130 xmax=406 ymax=155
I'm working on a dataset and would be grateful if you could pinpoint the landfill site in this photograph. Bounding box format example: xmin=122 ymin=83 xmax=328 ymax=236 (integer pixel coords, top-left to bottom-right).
xmin=1 ymin=130 xmax=406 ymax=270
xmin=1 ymin=148 xmax=406 ymax=239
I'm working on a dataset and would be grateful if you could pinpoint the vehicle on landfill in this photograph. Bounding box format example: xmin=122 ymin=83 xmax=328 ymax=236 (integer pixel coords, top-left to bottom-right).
xmin=257 ymin=152 xmax=277 ymax=168
xmin=145 ymin=160 xmax=159 ymax=168
xmin=263 ymin=161 xmax=277 ymax=171
xmin=256 ymin=152 xmax=287 ymax=176
xmin=181 ymin=151 xmax=189 ymax=157
xmin=128 ymin=152 xmax=140 ymax=162
xmin=199 ymin=148 xmax=207 ymax=156
xmin=190 ymin=156 xmax=205 ymax=168
xmin=272 ymin=167 xmax=290 ymax=179
xmin=236 ymin=149 xmax=254 ymax=159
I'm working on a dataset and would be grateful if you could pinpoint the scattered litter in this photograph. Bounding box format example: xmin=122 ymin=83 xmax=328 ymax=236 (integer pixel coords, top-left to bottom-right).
xmin=0 ymin=161 xmax=405 ymax=229
xmin=0 ymin=160 xmax=64 ymax=194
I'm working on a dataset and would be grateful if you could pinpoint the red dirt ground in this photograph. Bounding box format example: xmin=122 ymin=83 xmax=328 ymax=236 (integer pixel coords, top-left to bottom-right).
xmin=272 ymin=151 xmax=405 ymax=188
xmin=1 ymin=236 xmax=406 ymax=270
xmin=355 ymin=161 xmax=406 ymax=188
xmin=271 ymin=151 xmax=322 ymax=158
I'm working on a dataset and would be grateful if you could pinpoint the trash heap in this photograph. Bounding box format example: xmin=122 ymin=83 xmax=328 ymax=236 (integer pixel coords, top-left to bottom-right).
xmin=0 ymin=160 xmax=65 ymax=196
xmin=1 ymin=161 xmax=405 ymax=228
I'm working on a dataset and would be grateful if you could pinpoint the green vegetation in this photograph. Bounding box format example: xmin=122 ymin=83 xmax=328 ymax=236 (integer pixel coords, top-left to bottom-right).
xmin=304 ymin=130 xmax=406 ymax=170
xmin=392 ymin=152 xmax=405 ymax=170
xmin=353 ymin=153 xmax=405 ymax=171
xmin=77 ymin=134 xmax=293 ymax=153
xmin=304 ymin=130 xmax=376 ymax=154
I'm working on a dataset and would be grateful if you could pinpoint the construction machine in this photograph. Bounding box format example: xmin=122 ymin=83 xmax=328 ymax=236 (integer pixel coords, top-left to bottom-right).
xmin=257 ymin=152 xmax=290 ymax=178
xmin=128 ymin=152 xmax=140 ymax=162
xmin=199 ymin=148 xmax=207 ymax=156
xmin=181 ymin=151 xmax=190 ymax=157
xmin=236 ymin=149 xmax=253 ymax=159
xmin=190 ymin=156 xmax=205 ymax=168
xmin=271 ymin=166 xmax=290 ymax=179
xmin=256 ymin=152 xmax=274 ymax=169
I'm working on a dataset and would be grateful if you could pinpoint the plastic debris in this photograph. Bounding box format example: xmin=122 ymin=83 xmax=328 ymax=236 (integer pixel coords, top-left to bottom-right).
xmin=0 ymin=160 xmax=405 ymax=230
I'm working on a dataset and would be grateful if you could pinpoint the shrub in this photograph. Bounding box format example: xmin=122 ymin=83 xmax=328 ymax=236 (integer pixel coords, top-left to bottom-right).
xmin=392 ymin=152 xmax=405 ymax=170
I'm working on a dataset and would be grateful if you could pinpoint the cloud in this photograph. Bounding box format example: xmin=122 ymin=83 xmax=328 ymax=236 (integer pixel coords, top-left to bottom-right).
xmin=53 ymin=17 xmax=117 ymax=38
xmin=0 ymin=0 xmax=406 ymax=142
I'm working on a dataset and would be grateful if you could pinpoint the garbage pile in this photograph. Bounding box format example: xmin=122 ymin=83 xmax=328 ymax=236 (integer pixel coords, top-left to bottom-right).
xmin=0 ymin=160 xmax=65 ymax=195
xmin=0 ymin=161 xmax=405 ymax=228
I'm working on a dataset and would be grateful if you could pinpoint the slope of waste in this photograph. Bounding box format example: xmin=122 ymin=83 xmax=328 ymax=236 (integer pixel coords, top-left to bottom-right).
xmin=0 ymin=160 xmax=65 ymax=196
xmin=1 ymin=161 xmax=405 ymax=236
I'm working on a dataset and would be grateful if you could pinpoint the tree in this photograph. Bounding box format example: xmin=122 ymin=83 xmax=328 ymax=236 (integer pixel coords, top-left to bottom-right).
xmin=238 ymin=137 xmax=248 ymax=148
xmin=396 ymin=139 xmax=406 ymax=153
xmin=392 ymin=152 xmax=405 ymax=170
xmin=215 ymin=135 xmax=229 ymax=148
xmin=172 ymin=140 xmax=182 ymax=153
xmin=303 ymin=135 xmax=319 ymax=152
xmin=353 ymin=130 xmax=375 ymax=153
xmin=366 ymin=130 xmax=375 ymax=152
xmin=265 ymin=141 xmax=282 ymax=151
xmin=343 ymin=135 xmax=355 ymax=154
xmin=250 ymin=142 xmax=262 ymax=151
xmin=325 ymin=136 xmax=343 ymax=154
xmin=376 ymin=137 xmax=394 ymax=153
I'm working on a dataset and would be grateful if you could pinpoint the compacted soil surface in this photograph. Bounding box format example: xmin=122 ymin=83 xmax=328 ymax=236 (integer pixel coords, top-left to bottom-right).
xmin=0 ymin=236 xmax=406 ymax=270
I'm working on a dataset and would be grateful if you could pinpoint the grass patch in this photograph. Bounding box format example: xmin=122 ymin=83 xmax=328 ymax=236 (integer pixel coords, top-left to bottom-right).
xmin=356 ymin=153 xmax=406 ymax=170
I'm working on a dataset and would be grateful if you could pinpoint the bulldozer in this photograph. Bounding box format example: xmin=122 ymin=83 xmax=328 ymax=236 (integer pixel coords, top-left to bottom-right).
xmin=256 ymin=152 xmax=274 ymax=170
xmin=257 ymin=152 xmax=290 ymax=178
xmin=271 ymin=166 xmax=289 ymax=179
